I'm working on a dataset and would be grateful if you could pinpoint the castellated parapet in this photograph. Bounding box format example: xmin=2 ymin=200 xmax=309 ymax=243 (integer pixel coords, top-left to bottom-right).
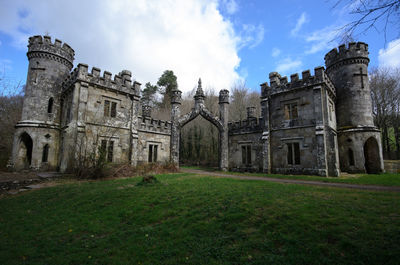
xmin=262 ymin=67 xmax=336 ymax=98
xmin=228 ymin=118 xmax=263 ymax=135
xmin=324 ymin=42 xmax=369 ymax=71
xmin=28 ymin=35 xmax=75 ymax=70
xmin=61 ymin=64 xmax=141 ymax=96
xmin=219 ymin=89 xmax=229 ymax=103
xmin=171 ymin=89 xmax=182 ymax=104
xmin=138 ymin=116 xmax=172 ymax=135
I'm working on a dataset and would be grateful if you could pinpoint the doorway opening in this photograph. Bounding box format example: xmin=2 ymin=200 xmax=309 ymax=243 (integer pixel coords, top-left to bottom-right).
xmin=363 ymin=137 xmax=382 ymax=174
xmin=19 ymin=132 xmax=33 ymax=168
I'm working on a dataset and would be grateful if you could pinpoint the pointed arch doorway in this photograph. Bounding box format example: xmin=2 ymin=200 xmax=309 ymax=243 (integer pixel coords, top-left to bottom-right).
xmin=363 ymin=137 xmax=382 ymax=174
xmin=170 ymin=79 xmax=230 ymax=171
xmin=17 ymin=132 xmax=33 ymax=169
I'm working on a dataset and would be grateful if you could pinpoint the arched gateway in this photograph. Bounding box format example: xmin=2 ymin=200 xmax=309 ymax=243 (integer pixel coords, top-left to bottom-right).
xmin=170 ymin=79 xmax=229 ymax=171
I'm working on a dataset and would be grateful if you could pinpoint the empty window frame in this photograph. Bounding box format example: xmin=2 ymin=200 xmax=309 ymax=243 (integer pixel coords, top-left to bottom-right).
xmin=100 ymin=140 xmax=114 ymax=162
xmin=348 ymin=148 xmax=355 ymax=166
xmin=104 ymin=100 xmax=117 ymax=118
xmin=107 ymin=141 xmax=114 ymax=162
xmin=241 ymin=145 xmax=252 ymax=165
xmin=148 ymin=144 xmax=158 ymax=163
xmin=42 ymin=144 xmax=49 ymax=162
xmin=48 ymin=98 xmax=54 ymax=114
xmin=284 ymin=103 xmax=298 ymax=120
xmin=287 ymin=142 xmax=300 ymax=165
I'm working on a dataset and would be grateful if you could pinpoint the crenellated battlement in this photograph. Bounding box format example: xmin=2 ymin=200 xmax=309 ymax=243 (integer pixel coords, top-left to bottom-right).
xmin=324 ymin=42 xmax=369 ymax=69
xmin=27 ymin=35 xmax=75 ymax=69
xmin=61 ymin=63 xmax=141 ymax=96
xmin=228 ymin=117 xmax=263 ymax=135
xmin=261 ymin=67 xmax=336 ymax=97
xmin=138 ymin=116 xmax=172 ymax=135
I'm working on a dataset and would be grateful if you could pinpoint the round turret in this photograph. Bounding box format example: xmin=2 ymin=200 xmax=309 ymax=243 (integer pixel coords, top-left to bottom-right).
xmin=22 ymin=35 xmax=75 ymax=122
xmin=11 ymin=35 xmax=75 ymax=171
xmin=324 ymin=42 xmax=383 ymax=174
xmin=324 ymin=42 xmax=372 ymax=128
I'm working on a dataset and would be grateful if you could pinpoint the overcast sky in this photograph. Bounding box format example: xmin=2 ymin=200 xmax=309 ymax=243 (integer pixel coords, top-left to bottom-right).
xmin=0 ymin=0 xmax=399 ymax=94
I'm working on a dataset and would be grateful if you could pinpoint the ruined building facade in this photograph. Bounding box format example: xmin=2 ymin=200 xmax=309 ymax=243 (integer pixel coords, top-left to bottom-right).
xmin=9 ymin=35 xmax=384 ymax=176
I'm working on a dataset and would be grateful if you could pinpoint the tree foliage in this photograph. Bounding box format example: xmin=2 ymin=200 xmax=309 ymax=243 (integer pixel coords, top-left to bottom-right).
xmin=140 ymin=82 xmax=158 ymax=107
xmin=157 ymin=70 xmax=178 ymax=108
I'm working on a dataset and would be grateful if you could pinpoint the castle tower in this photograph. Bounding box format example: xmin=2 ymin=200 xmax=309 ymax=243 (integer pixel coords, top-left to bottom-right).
xmin=10 ymin=35 xmax=75 ymax=170
xmin=325 ymin=42 xmax=383 ymax=173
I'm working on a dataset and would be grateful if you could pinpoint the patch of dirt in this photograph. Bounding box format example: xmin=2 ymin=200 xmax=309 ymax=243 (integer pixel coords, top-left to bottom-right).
xmin=0 ymin=171 xmax=40 ymax=182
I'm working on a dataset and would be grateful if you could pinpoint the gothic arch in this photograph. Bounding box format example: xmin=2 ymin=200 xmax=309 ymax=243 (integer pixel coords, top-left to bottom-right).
xmin=17 ymin=132 xmax=33 ymax=169
xmin=170 ymin=79 xmax=229 ymax=170
xmin=179 ymin=106 xmax=223 ymax=131
xmin=363 ymin=137 xmax=382 ymax=174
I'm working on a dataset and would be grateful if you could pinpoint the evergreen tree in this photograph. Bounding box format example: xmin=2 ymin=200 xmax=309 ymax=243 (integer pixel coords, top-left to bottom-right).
xmin=157 ymin=70 xmax=178 ymax=108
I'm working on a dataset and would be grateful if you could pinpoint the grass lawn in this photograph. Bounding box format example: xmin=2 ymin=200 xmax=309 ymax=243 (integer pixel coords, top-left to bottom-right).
xmin=182 ymin=166 xmax=400 ymax=186
xmin=1 ymin=173 xmax=399 ymax=264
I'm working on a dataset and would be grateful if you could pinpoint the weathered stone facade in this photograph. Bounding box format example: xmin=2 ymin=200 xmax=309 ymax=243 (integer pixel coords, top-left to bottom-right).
xmin=228 ymin=42 xmax=384 ymax=176
xmin=9 ymin=35 xmax=171 ymax=172
xmin=9 ymin=35 xmax=384 ymax=176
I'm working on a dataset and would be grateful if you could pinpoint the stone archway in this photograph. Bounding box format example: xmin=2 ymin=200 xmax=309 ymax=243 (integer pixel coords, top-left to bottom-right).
xmin=170 ymin=79 xmax=229 ymax=171
xmin=17 ymin=132 xmax=33 ymax=169
xmin=363 ymin=137 xmax=382 ymax=174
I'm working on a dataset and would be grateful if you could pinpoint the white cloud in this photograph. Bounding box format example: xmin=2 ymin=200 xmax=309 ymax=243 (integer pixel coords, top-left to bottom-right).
xmin=305 ymin=25 xmax=339 ymax=54
xmin=238 ymin=23 xmax=264 ymax=49
xmin=275 ymin=57 xmax=303 ymax=75
xmin=290 ymin=12 xmax=308 ymax=36
xmin=378 ymin=38 xmax=400 ymax=68
xmin=271 ymin=48 xmax=281 ymax=58
xmin=221 ymin=0 xmax=238 ymax=15
xmin=0 ymin=0 xmax=247 ymax=93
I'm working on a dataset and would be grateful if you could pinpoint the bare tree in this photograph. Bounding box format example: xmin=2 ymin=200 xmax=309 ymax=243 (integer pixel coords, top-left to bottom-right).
xmin=370 ymin=66 xmax=400 ymax=158
xmin=334 ymin=0 xmax=400 ymax=44
xmin=0 ymin=70 xmax=24 ymax=169
xmin=229 ymin=82 xmax=248 ymax=121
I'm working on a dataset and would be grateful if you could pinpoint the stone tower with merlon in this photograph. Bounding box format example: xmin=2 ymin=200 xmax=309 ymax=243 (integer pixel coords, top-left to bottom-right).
xmin=325 ymin=42 xmax=384 ymax=173
xmin=10 ymin=35 xmax=75 ymax=170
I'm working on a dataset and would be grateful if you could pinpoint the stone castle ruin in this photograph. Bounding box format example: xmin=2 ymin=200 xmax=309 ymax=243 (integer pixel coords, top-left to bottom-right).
xmin=9 ymin=35 xmax=384 ymax=176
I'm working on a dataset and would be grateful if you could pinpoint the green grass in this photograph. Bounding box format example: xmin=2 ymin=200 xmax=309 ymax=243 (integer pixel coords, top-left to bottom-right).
xmin=1 ymin=173 xmax=400 ymax=264
xmin=182 ymin=166 xmax=400 ymax=186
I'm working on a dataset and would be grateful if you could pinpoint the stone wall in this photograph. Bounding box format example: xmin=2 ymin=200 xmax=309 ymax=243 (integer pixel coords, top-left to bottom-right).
xmin=260 ymin=67 xmax=340 ymax=176
xmin=228 ymin=132 xmax=263 ymax=171
xmin=137 ymin=131 xmax=171 ymax=164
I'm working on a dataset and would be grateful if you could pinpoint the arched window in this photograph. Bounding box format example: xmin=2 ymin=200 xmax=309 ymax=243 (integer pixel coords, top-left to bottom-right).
xmin=48 ymin=98 xmax=54 ymax=114
xmin=348 ymin=148 xmax=355 ymax=166
xmin=42 ymin=144 xmax=49 ymax=163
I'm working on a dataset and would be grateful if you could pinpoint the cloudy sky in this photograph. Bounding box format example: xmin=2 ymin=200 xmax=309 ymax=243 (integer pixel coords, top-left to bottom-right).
xmin=0 ymin=0 xmax=399 ymax=94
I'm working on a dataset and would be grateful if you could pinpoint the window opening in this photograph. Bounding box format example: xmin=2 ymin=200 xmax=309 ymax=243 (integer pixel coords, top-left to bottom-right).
xmin=42 ymin=144 xmax=49 ymax=162
xmin=148 ymin=144 xmax=158 ymax=162
xmin=284 ymin=103 xmax=298 ymax=120
xmin=111 ymin=102 xmax=117 ymax=117
xmin=104 ymin=100 xmax=110 ymax=117
xmin=287 ymin=142 xmax=300 ymax=165
xmin=348 ymin=148 xmax=355 ymax=166
xmin=48 ymin=98 xmax=54 ymax=114
xmin=107 ymin=141 xmax=114 ymax=162
xmin=241 ymin=145 xmax=252 ymax=165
